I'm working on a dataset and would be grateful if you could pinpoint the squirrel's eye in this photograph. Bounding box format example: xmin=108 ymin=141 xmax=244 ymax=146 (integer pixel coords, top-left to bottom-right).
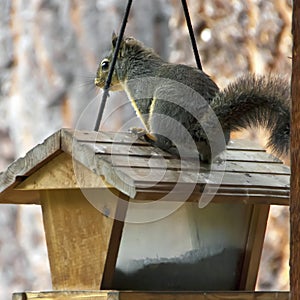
xmin=101 ymin=59 xmax=110 ymax=71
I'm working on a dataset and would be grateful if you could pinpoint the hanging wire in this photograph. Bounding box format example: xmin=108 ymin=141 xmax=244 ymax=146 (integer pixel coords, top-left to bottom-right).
xmin=94 ymin=0 xmax=133 ymax=131
xmin=181 ymin=0 xmax=203 ymax=71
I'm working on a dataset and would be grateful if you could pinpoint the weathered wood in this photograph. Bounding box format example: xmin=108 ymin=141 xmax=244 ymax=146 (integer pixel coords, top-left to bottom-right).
xmin=16 ymin=152 xmax=108 ymax=190
xmin=40 ymin=189 xmax=126 ymax=290
xmin=0 ymin=129 xmax=290 ymax=205
xmin=135 ymin=191 xmax=289 ymax=206
xmin=0 ymin=188 xmax=40 ymax=204
xmin=226 ymin=139 xmax=267 ymax=151
xmin=12 ymin=291 xmax=119 ymax=300
xmin=10 ymin=151 xmax=290 ymax=206
xmin=291 ymin=0 xmax=300 ymax=299
xmin=101 ymin=195 xmax=129 ymax=289
xmin=136 ymin=184 xmax=290 ymax=196
xmin=225 ymin=150 xmax=281 ymax=163
xmin=85 ymin=141 xmax=282 ymax=163
xmin=14 ymin=151 xmax=290 ymax=202
xmin=0 ymin=130 xmax=61 ymax=194
xmin=117 ymin=168 xmax=290 ymax=188
xmin=13 ymin=291 xmax=290 ymax=300
xmin=119 ymin=291 xmax=290 ymax=300
xmin=69 ymin=129 xmax=276 ymax=152
xmin=119 ymin=292 xmax=289 ymax=300
xmin=0 ymin=128 xmax=290 ymax=294
xmin=90 ymin=153 xmax=289 ymax=174
xmin=61 ymin=129 xmax=137 ymax=198
xmin=239 ymin=205 xmax=270 ymax=289
xmin=71 ymin=129 xmax=149 ymax=146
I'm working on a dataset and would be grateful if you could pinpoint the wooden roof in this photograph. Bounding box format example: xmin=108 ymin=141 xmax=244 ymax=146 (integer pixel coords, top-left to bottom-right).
xmin=0 ymin=128 xmax=290 ymax=205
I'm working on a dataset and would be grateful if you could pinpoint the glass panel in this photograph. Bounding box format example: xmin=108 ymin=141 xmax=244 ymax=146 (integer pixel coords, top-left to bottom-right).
xmin=113 ymin=201 xmax=252 ymax=290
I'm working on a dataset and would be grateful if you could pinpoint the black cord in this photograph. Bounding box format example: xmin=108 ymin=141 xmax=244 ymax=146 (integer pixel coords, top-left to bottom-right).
xmin=94 ymin=0 xmax=133 ymax=131
xmin=181 ymin=0 xmax=203 ymax=71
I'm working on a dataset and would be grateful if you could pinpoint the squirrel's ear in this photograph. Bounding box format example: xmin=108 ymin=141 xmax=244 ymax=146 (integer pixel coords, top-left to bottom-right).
xmin=112 ymin=32 xmax=118 ymax=48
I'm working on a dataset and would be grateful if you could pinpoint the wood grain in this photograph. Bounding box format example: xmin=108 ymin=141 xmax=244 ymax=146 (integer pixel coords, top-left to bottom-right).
xmin=291 ymin=1 xmax=300 ymax=299
xmin=40 ymin=189 xmax=125 ymax=290
xmin=0 ymin=129 xmax=290 ymax=206
xmin=84 ymin=141 xmax=281 ymax=163
xmin=0 ymin=130 xmax=61 ymax=194
xmin=239 ymin=205 xmax=270 ymax=289
xmin=88 ymin=153 xmax=289 ymax=174
xmin=117 ymin=167 xmax=290 ymax=188
xmin=13 ymin=291 xmax=290 ymax=300
xmin=16 ymin=152 xmax=108 ymax=190
xmin=119 ymin=291 xmax=290 ymax=300
xmin=101 ymin=195 xmax=129 ymax=289
xmin=12 ymin=291 xmax=119 ymax=300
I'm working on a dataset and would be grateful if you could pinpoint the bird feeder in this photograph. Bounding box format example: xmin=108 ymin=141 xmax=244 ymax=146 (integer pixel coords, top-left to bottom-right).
xmin=0 ymin=129 xmax=290 ymax=300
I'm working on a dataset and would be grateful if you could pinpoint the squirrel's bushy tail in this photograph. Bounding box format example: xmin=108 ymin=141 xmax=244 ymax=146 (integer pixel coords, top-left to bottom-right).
xmin=211 ymin=74 xmax=290 ymax=156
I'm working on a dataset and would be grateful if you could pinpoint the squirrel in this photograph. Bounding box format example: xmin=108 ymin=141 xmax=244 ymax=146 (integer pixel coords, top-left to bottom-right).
xmin=95 ymin=33 xmax=290 ymax=162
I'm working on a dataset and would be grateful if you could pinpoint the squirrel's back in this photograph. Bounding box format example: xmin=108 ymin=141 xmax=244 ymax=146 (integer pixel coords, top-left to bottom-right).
xmin=96 ymin=34 xmax=219 ymax=103
xmin=157 ymin=63 xmax=219 ymax=103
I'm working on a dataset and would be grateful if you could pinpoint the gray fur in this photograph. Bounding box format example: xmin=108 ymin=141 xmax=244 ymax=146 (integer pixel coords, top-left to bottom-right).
xmin=96 ymin=36 xmax=290 ymax=161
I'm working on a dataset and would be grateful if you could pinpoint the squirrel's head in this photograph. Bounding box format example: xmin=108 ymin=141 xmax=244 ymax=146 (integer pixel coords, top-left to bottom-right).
xmin=95 ymin=32 xmax=161 ymax=90
xmin=94 ymin=33 xmax=122 ymax=91
xmin=110 ymin=32 xmax=154 ymax=59
xmin=94 ymin=56 xmax=122 ymax=91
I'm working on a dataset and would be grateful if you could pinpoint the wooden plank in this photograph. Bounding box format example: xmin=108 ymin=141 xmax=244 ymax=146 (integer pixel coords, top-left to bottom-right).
xmin=136 ymin=184 xmax=290 ymax=195
xmin=118 ymin=168 xmax=290 ymax=188
xmin=135 ymin=186 xmax=289 ymax=199
xmin=71 ymin=128 xmax=149 ymax=146
xmin=135 ymin=189 xmax=290 ymax=200
xmin=208 ymin=194 xmax=288 ymax=206
xmin=11 ymin=150 xmax=290 ymax=206
xmin=94 ymin=154 xmax=290 ymax=175
xmin=101 ymin=195 xmax=129 ymax=289
xmin=226 ymin=139 xmax=266 ymax=151
xmin=88 ymin=142 xmax=173 ymax=158
xmin=291 ymin=0 xmax=300 ymax=299
xmin=225 ymin=150 xmax=281 ymax=163
xmin=15 ymin=152 xmax=108 ymax=190
xmin=13 ymin=291 xmax=119 ymax=300
xmin=12 ymin=150 xmax=289 ymax=204
xmin=68 ymin=128 xmax=270 ymax=152
xmin=12 ymin=291 xmax=290 ymax=300
xmin=61 ymin=129 xmax=137 ymax=198
xmin=0 ymin=130 xmax=62 ymax=195
xmin=83 ymin=142 xmax=281 ymax=163
xmin=118 ymin=291 xmax=289 ymax=300
xmin=71 ymin=130 xmax=285 ymax=171
xmin=134 ymin=190 xmax=289 ymax=206
xmin=40 ymin=189 xmax=127 ymax=290
xmin=0 ymin=188 xmax=40 ymax=204
xmin=239 ymin=204 xmax=270 ymax=289
xmin=0 ymin=128 xmax=289 ymax=204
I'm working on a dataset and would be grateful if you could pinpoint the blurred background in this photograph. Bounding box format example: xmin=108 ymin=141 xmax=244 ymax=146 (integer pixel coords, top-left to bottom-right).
xmin=0 ymin=0 xmax=291 ymax=298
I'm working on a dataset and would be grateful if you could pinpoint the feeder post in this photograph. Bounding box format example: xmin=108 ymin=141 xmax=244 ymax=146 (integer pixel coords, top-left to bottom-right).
xmin=291 ymin=0 xmax=300 ymax=298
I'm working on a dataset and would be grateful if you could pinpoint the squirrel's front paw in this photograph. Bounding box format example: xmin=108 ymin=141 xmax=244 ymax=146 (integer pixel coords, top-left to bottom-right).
xmin=129 ymin=127 xmax=147 ymax=137
xmin=129 ymin=127 xmax=157 ymax=142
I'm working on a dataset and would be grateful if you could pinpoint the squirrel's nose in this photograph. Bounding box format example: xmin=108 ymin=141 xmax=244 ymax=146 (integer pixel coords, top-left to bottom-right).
xmin=94 ymin=78 xmax=101 ymax=87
